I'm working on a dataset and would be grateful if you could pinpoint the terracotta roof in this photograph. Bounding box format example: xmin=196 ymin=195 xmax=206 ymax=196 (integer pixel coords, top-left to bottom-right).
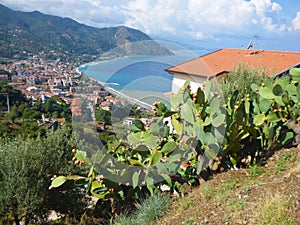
xmin=71 ymin=99 xmax=81 ymax=107
xmin=53 ymin=118 xmax=66 ymax=123
xmin=166 ymin=48 xmax=300 ymax=77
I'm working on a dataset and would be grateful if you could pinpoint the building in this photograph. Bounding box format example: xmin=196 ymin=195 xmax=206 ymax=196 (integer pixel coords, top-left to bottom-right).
xmin=26 ymin=75 xmax=39 ymax=85
xmin=166 ymin=48 xmax=300 ymax=93
xmin=123 ymin=118 xmax=135 ymax=126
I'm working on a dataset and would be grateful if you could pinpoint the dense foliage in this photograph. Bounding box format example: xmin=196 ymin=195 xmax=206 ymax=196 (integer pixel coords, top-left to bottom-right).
xmin=0 ymin=80 xmax=27 ymax=107
xmin=0 ymin=81 xmax=72 ymax=137
xmin=220 ymin=64 xmax=267 ymax=100
xmin=0 ymin=128 xmax=89 ymax=225
xmin=51 ymin=71 xmax=299 ymax=221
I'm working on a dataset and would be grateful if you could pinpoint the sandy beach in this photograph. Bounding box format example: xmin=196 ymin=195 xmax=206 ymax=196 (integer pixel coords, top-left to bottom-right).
xmin=120 ymin=90 xmax=170 ymax=106
xmin=83 ymin=75 xmax=156 ymax=109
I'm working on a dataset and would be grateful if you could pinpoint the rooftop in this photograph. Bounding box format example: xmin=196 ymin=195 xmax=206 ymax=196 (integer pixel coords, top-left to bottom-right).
xmin=166 ymin=48 xmax=300 ymax=77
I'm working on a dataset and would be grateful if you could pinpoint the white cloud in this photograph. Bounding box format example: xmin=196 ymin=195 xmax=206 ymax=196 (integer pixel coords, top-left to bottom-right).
xmin=292 ymin=11 xmax=300 ymax=30
xmin=0 ymin=0 xmax=297 ymax=45
xmin=271 ymin=2 xmax=282 ymax=12
xmin=123 ymin=0 xmax=183 ymax=35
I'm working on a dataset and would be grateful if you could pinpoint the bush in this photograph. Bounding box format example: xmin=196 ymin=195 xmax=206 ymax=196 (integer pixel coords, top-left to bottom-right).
xmin=114 ymin=194 xmax=171 ymax=225
xmin=220 ymin=64 xmax=266 ymax=100
xmin=0 ymin=128 xmax=87 ymax=225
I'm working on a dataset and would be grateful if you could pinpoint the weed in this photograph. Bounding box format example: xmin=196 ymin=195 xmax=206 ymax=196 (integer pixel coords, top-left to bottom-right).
xmin=201 ymin=185 xmax=216 ymax=200
xmin=274 ymin=152 xmax=295 ymax=174
xmin=248 ymin=164 xmax=262 ymax=177
xmin=183 ymin=212 xmax=198 ymax=225
xmin=223 ymin=178 xmax=238 ymax=192
xmin=275 ymin=159 xmax=288 ymax=174
xmin=254 ymin=194 xmax=296 ymax=225
xmin=282 ymin=152 xmax=294 ymax=161
xmin=241 ymin=186 xmax=251 ymax=195
xmin=178 ymin=198 xmax=193 ymax=210
xmin=228 ymin=199 xmax=246 ymax=211
xmin=218 ymin=192 xmax=229 ymax=204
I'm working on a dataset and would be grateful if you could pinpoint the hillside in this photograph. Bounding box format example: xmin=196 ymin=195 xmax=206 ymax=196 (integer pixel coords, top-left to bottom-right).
xmin=0 ymin=4 xmax=172 ymax=60
xmin=156 ymin=146 xmax=300 ymax=225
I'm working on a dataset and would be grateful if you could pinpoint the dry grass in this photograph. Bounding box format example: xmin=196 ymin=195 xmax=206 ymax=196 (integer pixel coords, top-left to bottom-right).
xmin=156 ymin=146 xmax=300 ymax=225
xmin=254 ymin=193 xmax=296 ymax=225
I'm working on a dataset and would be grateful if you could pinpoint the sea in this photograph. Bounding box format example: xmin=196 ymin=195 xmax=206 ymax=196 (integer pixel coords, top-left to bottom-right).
xmin=77 ymin=49 xmax=211 ymax=106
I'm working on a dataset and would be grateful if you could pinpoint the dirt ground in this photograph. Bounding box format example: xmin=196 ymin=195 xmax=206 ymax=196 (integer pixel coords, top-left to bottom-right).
xmin=156 ymin=146 xmax=300 ymax=225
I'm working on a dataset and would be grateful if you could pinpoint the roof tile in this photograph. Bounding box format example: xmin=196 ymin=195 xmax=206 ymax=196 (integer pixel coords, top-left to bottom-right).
xmin=166 ymin=48 xmax=300 ymax=77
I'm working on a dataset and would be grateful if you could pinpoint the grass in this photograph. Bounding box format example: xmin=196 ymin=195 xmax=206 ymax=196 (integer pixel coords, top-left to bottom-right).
xmin=248 ymin=164 xmax=263 ymax=177
xmin=254 ymin=193 xmax=297 ymax=225
xmin=153 ymin=147 xmax=300 ymax=224
xmin=220 ymin=64 xmax=267 ymax=100
xmin=274 ymin=152 xmax=296 ymax=174
xmin=177 ymin=198 xmax=193 ymax=211
xmin=113 ymin=194 xmax=171 ymax=225
xmin=200 ymin=178 xmax=239 ymax=204
xmin=201 ymin=185 xmax=215 ymax=200
xmin=182 ymin=212 xmax=198 ymax=225
xmin=228 ymin=199 xmax=246 ymax=211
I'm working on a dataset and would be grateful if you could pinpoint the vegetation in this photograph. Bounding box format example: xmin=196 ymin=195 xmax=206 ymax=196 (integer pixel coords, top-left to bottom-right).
xmin=220 ymin=64 xmax=267 ymax=100
xmin=0 ymin=128 xmax=89 ymax=225
xmin=1 ymin=65 xmax=299 ymax=223
xmin=0 ymin=80 xmax=27 ymax=107
xmin=0 ymin=3 xmax=171 ymax=61
xmin=158 ymin=146 xmax=300 ymax=224
xmin=0 ymin=81 xmax=72 ymax=137
xmin=114 ymin=194 xmax=171 ymax=225
xmin=51 ymin=69 xmax=300 ymax=223
xmin=95 ymin=109 xmax=112 ymax=125
xmin=255 ymin=194 xmax=295 ymax=225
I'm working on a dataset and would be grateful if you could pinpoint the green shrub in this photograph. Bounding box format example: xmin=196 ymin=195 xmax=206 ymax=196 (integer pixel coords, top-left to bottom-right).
xmin=0 ymin=128 xmax=87 ymax=225
xmin=220 ymin=64 xmax=267 ymax=100
xmin=114 ymin=194 xmax=171 ymax=225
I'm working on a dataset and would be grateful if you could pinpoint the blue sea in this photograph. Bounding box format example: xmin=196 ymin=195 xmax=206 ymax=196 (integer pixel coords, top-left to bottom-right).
xmin=78 ymin=49 xmax=210 ymax=105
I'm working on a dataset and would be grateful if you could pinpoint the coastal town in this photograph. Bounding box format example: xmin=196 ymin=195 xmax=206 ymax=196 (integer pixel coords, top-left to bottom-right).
xmin=0 ymin=54 xmax=153 ymax=130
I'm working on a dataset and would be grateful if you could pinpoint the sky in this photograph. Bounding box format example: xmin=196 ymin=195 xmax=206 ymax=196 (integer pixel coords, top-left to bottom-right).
xmin=1 ymin=0 xmax=300 ymax=51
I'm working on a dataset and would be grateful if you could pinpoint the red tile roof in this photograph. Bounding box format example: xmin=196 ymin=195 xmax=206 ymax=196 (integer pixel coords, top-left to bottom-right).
xmin=166 ymin=48 xmax=300 ymax=77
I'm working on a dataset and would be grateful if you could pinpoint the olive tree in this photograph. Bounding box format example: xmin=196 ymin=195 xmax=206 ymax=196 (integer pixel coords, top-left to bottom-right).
xmin=0 ymin=128 xmax=87 ymax=225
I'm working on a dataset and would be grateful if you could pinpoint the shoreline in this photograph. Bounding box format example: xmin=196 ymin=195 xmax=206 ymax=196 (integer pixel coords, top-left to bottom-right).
xmin=75 ymin=54 xmax=178 ymax=109
xmin=82 ymin=74 xmax=153 ymax=109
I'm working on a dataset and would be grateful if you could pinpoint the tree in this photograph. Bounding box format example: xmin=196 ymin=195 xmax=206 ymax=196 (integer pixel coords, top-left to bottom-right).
xmin=0 ymin=128 xmax=87 ymax=225
xmin=95 ymin=109 xmax=111 ymax=125
xmin=5 ymin=105 xmax=18 ymax=123
xmin=220 ymin=64 xmax=267 ymax=100
xmin=0 ymin=81 xmax=27 ymax=106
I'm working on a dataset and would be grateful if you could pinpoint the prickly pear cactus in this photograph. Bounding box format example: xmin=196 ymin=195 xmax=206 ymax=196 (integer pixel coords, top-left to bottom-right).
xmin=50 ymin=75 xmax=298 ymax=214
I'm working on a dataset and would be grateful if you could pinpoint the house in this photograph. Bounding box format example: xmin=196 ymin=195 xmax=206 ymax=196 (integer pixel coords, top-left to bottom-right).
xmin=166 ymin=48 xmax=300 ymax=93
xmin=0 ymin=74 xmax=8 ymax=80
xmin=123 ymin=118 xmax=135 ymax=126
xmin=100 ymin=101 xmax=113 ymax=111
xmin=26 ymin=75 xmax=39 ymax=85
xmin=70 ymin=99 xmax=83 ymax=117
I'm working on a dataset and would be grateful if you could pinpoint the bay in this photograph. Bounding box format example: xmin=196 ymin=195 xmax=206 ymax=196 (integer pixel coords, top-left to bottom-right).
xmin=79 ymin=49 xmax=210 ymax=105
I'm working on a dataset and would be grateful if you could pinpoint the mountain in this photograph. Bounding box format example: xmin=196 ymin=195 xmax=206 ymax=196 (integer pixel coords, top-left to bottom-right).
xmin=0 ymin=4 xmax=172 ymax=60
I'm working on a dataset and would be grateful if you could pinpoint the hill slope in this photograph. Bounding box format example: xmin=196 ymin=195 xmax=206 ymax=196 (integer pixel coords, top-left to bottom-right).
xmin=156 ymin=146 xmax=300 ymax=224
xmin=0 ymin=4 xmax=171 ymax=60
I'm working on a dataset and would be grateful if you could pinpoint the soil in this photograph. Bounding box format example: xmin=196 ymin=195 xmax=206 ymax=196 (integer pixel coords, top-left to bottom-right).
xmin=155 ymin=146 xmax=300 ymax=225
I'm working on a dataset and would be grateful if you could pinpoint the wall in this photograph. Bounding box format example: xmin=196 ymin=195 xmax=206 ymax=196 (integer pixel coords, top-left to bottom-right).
xmin=172 ymin=73 xmax=207 ymax=93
